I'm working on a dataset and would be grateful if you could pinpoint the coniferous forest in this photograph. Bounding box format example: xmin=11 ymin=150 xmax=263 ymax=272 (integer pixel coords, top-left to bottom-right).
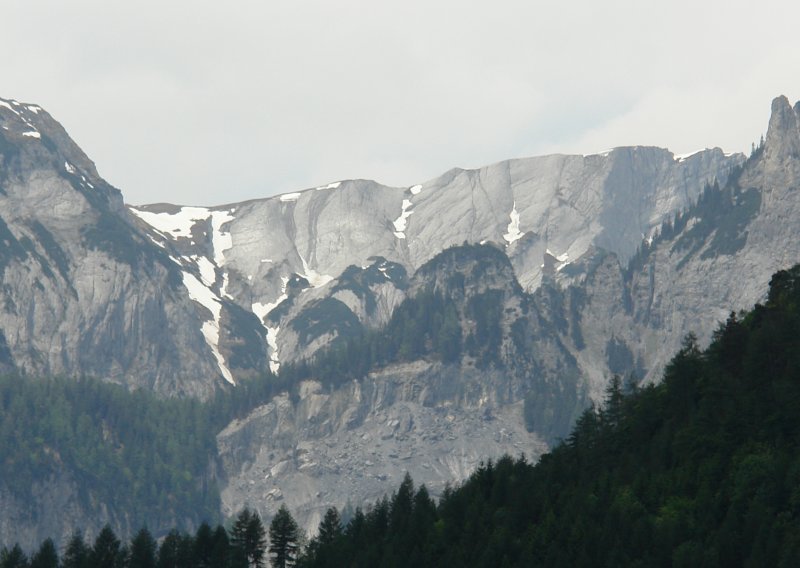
xmin=7 ymin=264 xmax=800 ymax=565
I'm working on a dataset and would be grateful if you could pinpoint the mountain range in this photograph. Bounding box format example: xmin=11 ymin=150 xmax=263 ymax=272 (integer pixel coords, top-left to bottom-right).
xmin=1 ymin=93 xmax=799 ymax=544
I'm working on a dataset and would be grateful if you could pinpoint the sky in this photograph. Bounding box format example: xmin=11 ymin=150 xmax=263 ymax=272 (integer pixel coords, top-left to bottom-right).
xmin=3 ymin=0 xmax=800 ymax=206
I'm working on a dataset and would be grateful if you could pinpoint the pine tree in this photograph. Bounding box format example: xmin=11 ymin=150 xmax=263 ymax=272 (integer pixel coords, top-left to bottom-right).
xmin=232 ymin=508 xmax=268 ymax=568
xmin=29 ymin=539 xmax=58 ymax=568
xmin=89 ymin=525 xmax=125 ymax=568
xmin=317 ymin=508 xmax=342 ymax=546
xmin=156 ymin=530 xmax=193 ymax=568
xmin=268 ymin=505 xmax=300 ymax=568
xmin=0 ymin=544 xmax=28 ymax=568
xmin=61 ymin=532 xmax=89 ymax=568
xmin=193 ymin=522 xmax=215 ymax=568
xmin=128 ymin=528 xmax=157 ymax=568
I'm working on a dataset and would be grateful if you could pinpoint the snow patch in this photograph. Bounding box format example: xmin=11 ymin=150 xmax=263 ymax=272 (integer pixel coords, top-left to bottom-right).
xmin=316 ymin=182 xmax=341 ymax=190
xmin=260 ymin=258 xmax=273 ymax=263
xmin=182 ymin=271 xmax=234 ymax=385
xmin=220 ymin=271 xmax=233 ymax=299
xmin=26 ymin=105 xmax=41 ymax=114
xmin=299 ymin=253 xmax=333 ymax=287
xmin=280 ymin=192 xmax=301 ymax=202
xmin=210 ymin=209 xmax=235 ymax=266
xmin=22 ymin=131 xmax=40 ymax=138
xmin=64 ymin=162 xmax=76 ymax=174
xmin=546 ymin=249 xmax=569 ymax=263
xmin=130 ymin=206 xmax=210 ymax=239
xmin=393 ymin=199 xmax=414 ymax=239
xmin=503 ymin=202 xmax=525 ymax=244
xmin=584 ymin=149 xmax=613 ymax=157
xmin=194 ymin=256 xmax=217 ymax=286
xmin=673 ymin=149 xmax=705 ymax=162
xmin=0 ymin=100 xmax=18 ymax=114
xmin=146 ymin=235 xmax=166 ymax=249
xmin=252 ymin=276 xmax=291 ymax=374
xmin=409 ymin=184 xmax=422 ymax=195
xmin=265 ymin=326 xmax=281 ymax=373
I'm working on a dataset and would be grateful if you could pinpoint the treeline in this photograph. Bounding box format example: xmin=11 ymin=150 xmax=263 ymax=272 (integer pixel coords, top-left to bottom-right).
xmin=0 ymin=507 xmax=292 ymax=568
xmin=0 ymin=376 xmax=219 ymax=528
xmin=296 ymin=265 xmax=800 ymax=566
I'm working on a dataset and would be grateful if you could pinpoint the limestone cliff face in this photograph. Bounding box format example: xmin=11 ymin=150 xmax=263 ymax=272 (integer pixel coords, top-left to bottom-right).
xmin=6 ymin=91 xmax=798 ymax=546
xmin=130 ymin=144 xmax=741 ymax=374
xmin=0 ymin=97 xmax=266 ymax=398
xmin=217 ymin=243 xmax=586 ymax=535
xmin=565 ymin=97 xmax=800 ymax=394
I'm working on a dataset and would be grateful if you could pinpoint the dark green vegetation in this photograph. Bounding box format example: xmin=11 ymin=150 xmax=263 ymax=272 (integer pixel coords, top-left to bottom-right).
xmin=294 ymin=265 xmax=800 ymax=567
xmin=0 ymin=376 xmax=220 ymax=529
xmin=0 ymin=508 xmax=276 ymax=568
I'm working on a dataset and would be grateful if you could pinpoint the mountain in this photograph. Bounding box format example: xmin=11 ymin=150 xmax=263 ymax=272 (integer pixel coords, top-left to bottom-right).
xmin=128 ymin=145 xmax=742 ymax=375
xmin=295 ymin=263 xmax=800 ymax=568
xmin=4 ymin=92 xmax=800 ymax=545
xmin=0 ymin=97 xmax=267 ymax=399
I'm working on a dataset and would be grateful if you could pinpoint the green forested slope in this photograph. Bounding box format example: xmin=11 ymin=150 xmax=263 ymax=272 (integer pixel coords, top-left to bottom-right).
xmin=298 ymin=265 xmax=800 ymax=567
xmin=0 ymin=376 xmax=220 ymax=531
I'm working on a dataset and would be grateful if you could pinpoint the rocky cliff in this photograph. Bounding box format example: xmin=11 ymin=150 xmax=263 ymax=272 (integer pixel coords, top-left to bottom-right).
xmin=8 ymin=91 xmax=800 ymax=545
xmin=0 ymin=97 xmax=267 ymax=398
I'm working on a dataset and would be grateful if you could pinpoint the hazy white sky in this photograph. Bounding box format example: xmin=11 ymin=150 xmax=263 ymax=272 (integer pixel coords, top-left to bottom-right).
xmin=3 ymin=0 xmax=800 ymax=205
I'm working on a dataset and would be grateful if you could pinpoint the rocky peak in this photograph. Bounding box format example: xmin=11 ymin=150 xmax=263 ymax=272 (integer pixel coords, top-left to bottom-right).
xmin=764 ymin=95 xmax=800 ymax=163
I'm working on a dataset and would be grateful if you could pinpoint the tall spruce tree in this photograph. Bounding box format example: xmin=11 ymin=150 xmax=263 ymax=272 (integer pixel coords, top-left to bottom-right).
xmin=89 ymin=526 xmax=125 ymax=568
xmin=268 ymin=505 xmax=300 ymax=568
xmin=128 ymin=528 xmax=157 ymax=568
xmin=61 ymin=532 xmax=89 ymax=568
xmin=0 ymin=544 xmax=28 ymax=568
xmin=29 ymin=539 xmax=58 ymax=568
xmin=232 ymin=508 xmax=267 ymax=568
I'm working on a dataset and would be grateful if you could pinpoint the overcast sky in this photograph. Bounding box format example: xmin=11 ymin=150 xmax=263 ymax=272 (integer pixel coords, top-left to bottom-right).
xmin=3 ymin=1 xmax=800 ymax=206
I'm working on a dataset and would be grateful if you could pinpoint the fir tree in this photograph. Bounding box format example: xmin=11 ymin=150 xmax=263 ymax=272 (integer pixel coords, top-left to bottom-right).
xmin=232 ymin=508 xmax=267 ymax=568
xmin=268 ymin=505 xmax=300 ymax=568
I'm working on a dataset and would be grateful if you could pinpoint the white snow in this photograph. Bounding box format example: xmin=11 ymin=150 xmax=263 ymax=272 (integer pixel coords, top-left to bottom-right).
xmin=503 ymin=202 xmax=525 ymax=244
xmin=299 ymin=253 xmax=333 ymax=287
xmin=220 ymin=271 xmax=233 ymax=299
xmin=0 ymin=100 xmax=18 ymax=114
xmin=266 ymin=326 xmax=281 ymax=373
xmin=130 ymin=206 xmax=210 ymax=239
xmin=26 ymin=105 xmax=41 ymax=114
xmin=260 ymin=258 xmax=273 ymax=263
xmin=252 ymin=276 xmax=291 ymax=374
xmin=22 ymin=131 xmax=40 ymax=138
xmin=584 ymin=149 xmax=613 ymax=157
xmin=181 ymin=271 xmax=234 ymax=385
xmin=64 ymin=162 xmax=76 ymax=174
xmin=146 ymin=235 xmax=166 ymax=249
xmin=315 ymin=182 xmax=341 ymax=190
xmin=210 ymin=209 xmax=235 ymax=266
xmin=280 ymin=192 xmax=302 ymax=202
xmin=194 ymin=255 xmax=216 ymax=286
xmin=546 ymin=249 xmax=569 ymax=263
xmin=393 ymin=199 xmax=414 ymax=239
xmin=409 ymin=184 xmax=422 ymax=195
xmin=673 ymin=149 xmax=705 ymax=162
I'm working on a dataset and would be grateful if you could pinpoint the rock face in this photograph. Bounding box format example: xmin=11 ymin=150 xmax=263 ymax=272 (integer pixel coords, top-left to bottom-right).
xmin=217 ymin=366 xmax=548 ymax=536
xmin=8 ymin=91 xmax=800 ymax=544
xmin=0 ymin=97 xmax=267 ymax=398
xmin=130 ymin=146 xmax=741 ymax=373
